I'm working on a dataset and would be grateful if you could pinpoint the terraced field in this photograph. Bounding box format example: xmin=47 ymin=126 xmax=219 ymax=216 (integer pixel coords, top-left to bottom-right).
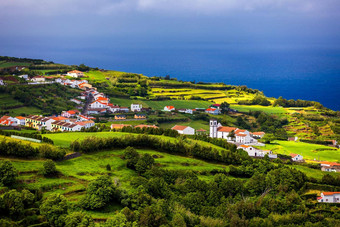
xmin=151 ymin=88 xmax=258 ymax=104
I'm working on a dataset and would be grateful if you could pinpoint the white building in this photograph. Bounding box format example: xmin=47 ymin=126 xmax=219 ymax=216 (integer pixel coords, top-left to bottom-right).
xmin=178 ymin=109 xmax=194 ymax=114
xmin=171 ymin=125 xmax=195 ymax=135
xmin=290 ymin=154 xmax=303 ymax=162
xmin=205 ymin=108 xmax=220 ymax=115
xmin=89 ymin=100 xmax=108 ymax=109
xmin=18 ymin=75 xmax=29 ymax=80
xmin=0 ymin=80 xmax=4 ymax=86
xmin=318 ymin=192 xmax=340 ymax=203
xmin=164 ymin=106 xmax=175 ymax=111
xmin=67 ymin=70 xmax=84 ymax=78
xmin=238 ymin=145 xmax=277 ymax=158
xmin=31 ymin=76 xmax=45 ymax=82
xmin=131 ymin=104 xmax=142 ymax=112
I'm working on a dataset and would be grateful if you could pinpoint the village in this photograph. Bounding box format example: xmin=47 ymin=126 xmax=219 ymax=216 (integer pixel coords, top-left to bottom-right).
xmin=0 ymin=69 xmax=339 ymax=206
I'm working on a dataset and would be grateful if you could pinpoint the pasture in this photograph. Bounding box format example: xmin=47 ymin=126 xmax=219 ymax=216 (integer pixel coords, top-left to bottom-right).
xmin=259 ymin=140 xmax=340 ymax=162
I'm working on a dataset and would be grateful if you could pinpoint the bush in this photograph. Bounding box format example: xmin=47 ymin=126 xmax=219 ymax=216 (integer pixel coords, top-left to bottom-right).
xmin=39 ymin=144 xmax=66 ymax=160
xmin=42 ymin=160 xmax=57 ymax=176
xmin=0 ymin=160 xmax=18 ymax=186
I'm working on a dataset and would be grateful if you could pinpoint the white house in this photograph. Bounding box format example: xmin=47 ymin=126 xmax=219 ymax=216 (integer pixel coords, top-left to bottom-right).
xmin=318 ymin=192 xmax=340 ymax=203
xmin=131 ymin=104 xmax=142 ymax=112
xmin=18 ymin=74 xmax=29 ymax=80
xmin=0 ymin=80 xmax=4 ymax=86
xmin=178 ymin=109 xmax=194 ymax=114
xmin=235 ymin=130 xmax=256 ymax=144
xmin=251 ymin=132 xmax=265 ymax=139
xmin=238 ymin=145 xmax=277 ymax=158
xmin=89 ymin=100 xmax=108 ymax=109
xmin=320 ymin=162 xmax=340 ymax=172
xmin=31 ymin=76 xmax=45 ymax=82
xmin=13 ymin=116 xmax=26 ymax=125
xmin=67 ymin=70 xmax=84 ymax=78
xmin=171 ymin=125 xmax=195 ymax=135
xmin=109 ymin=105 xmax=120 ymax=113
xmin=205 ymin=108 xmax=220 ymax=115
xmin=290 ymin=154 xmax=303 ymax=162
xmin=119 ymin=107 xmax=129 ymax=113
xmin=164 ymin=106 xmax=175 ymax=111
xmin=75 ymin=120 xmax=95 ymax=129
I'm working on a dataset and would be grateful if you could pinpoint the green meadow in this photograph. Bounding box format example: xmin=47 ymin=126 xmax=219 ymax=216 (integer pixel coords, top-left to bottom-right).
xmin=259 ymin=140 xmax=340 ymax=162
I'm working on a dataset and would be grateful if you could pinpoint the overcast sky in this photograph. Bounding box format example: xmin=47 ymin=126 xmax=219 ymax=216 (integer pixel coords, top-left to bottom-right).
xmin=0 ymin=0 xmax=339 ymax=52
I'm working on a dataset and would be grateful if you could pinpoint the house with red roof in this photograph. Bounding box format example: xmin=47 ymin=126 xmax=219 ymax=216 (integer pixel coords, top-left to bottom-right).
xmin=61 ymin=110 xmax=79 ymax=118
xmin=318 ymin=192 xmax=340 ymax=203
xmin=205 ymin=107 xmax=220 ymax=115
xmin=67 ymin=70 xmax=84 ymax=78
xmin=164 ymin=106 xmax=175 ymax=111
xmin=171 ymin=125 xmax=195 ymax=135
xmin=320 ymin=162 xmax=340 ymax=172
xmin=89 ymin=100 xmax=109 ymax=109
xmin=290 ymin=154 xmax=303 ymax=162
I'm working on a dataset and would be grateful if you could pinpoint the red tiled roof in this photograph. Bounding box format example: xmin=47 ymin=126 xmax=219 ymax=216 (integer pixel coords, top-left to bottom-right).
xmin=322 ymin=192 xmax=340 ymax=196
xmin=217 ymin=126 xmax=236 ymax=132
xmin=240 ymin=145 xmax=250 ymax=148
xmin=165 ymin=106 xmax=175 ymax=109
xmin=236 ymin=133 xmax=247 ymax=137
xmin=68 ymin=70 xmax=83 ymax=73
xmin=206 ymin=108 xmax=217 ymax=111
xmin=290 ymin=154 xmax=298 ymax=158
xmin=252 ymin=132 xmax=265 ymax=135
xmin=196 ymin=128 xmax=206 ymax=132
xmin=15 ymin=116 xmax=26 ymax=120
xmin=172 ymin=125 xmax=188 ymax=131
xmin=317 ymin=197 xmax=322 ymax=200
xmin=53 ymin=116 xmax=68 ymax=121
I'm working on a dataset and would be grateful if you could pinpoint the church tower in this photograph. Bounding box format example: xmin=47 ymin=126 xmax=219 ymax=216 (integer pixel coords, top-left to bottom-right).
xmin=210 ymin=119 xmax=218 ymax=138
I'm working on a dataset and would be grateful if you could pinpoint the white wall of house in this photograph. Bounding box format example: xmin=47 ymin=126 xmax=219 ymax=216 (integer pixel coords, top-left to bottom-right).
xmin=131 ymin=104 xmax=142 ymax=112
xmin=177 ymin=127 xmax=195 ymax=135
xmin=89 ymin=101 xmax=107 ymax=109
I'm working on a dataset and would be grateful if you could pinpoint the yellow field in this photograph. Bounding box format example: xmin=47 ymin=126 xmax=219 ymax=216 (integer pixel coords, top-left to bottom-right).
xmin=151 ymin=88 xmax=257 ymax=104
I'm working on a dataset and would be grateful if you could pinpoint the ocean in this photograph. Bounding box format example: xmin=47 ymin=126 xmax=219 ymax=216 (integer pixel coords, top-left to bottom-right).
xmin=3 ymin=42 xmax=340 ymax=110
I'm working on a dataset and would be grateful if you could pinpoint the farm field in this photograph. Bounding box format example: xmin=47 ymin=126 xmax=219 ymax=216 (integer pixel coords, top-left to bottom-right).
xmin=4 ymin=106 xmax=43 ymax=116
xmin=0 ymin=61 xmax=31 ymax=68
xmin=259 ymin=140 xmax=340 ymax=162
xmin=230 ymin=104 xmax=290 ymax=114
xmin=150 ymin=88 xmax=258 ymax=104
xmin=109 ymin=98 xmax=213 ymax=110
xmin=159 ymin=119 xmax=210 ymax=131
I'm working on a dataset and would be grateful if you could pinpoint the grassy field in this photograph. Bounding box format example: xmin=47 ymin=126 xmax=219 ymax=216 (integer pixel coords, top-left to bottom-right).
xmin=2 ymin=146 xmax=229 ymax=219
xmin=159 ymin=119 xmax=210 ymax=131
xmin=230 ymin=105 xmax=290 ymax=114
xmin=258 ymin=141 xmax=340 ymax=162
xmin=0 ymin=61 xmax=31 ymax=68
xmin=291 ymin=165 xmax=339 ymax=180
xmin=150 ymin=88 xmax=258 ymax=104
xmin=109 ymin=98 xmax=213 ymax=110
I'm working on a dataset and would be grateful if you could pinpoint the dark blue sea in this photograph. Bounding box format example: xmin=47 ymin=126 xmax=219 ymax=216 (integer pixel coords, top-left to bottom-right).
xmin=3 ymin=41 xmax=340 ymax=110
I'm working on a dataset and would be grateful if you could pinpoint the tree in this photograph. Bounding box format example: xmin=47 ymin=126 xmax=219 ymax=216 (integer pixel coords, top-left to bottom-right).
xmin=104 ymin=213 xmax=128 ymax=227
xmin=43 ymin=160 xmax=57 ymax=176
xmin=229 ymin=130 xmax=235 ymax=140
xmin=135 ymin=154 xmax=155 ymax=174
xmin=0 ymin=160 xmax=18 ymax=186
xmin=220 ymin=101 xmax=230 ymax=114
xmin=64 ymin=212 xmax=95 ymax=227
xmin=106 ymin=164 xmax=111 ymax=171
xmin=40 ymin=194 xmax=68 ymax=227
xmin=261 ymin=134 xmax=276 ymax=144
xmin=81 ymin=176 xmax=117 ymax=210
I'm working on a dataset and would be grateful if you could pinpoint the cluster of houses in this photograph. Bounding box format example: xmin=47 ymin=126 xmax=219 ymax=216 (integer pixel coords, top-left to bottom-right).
xmin=25 ymin=114 xmax=95 ymax=132
xmin=163 ymin=104 xmax=221 ymax=115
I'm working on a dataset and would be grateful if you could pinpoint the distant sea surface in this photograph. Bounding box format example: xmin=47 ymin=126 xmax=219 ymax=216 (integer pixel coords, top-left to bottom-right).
xmin=3 ymin=42 xmax=340 ymax=110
